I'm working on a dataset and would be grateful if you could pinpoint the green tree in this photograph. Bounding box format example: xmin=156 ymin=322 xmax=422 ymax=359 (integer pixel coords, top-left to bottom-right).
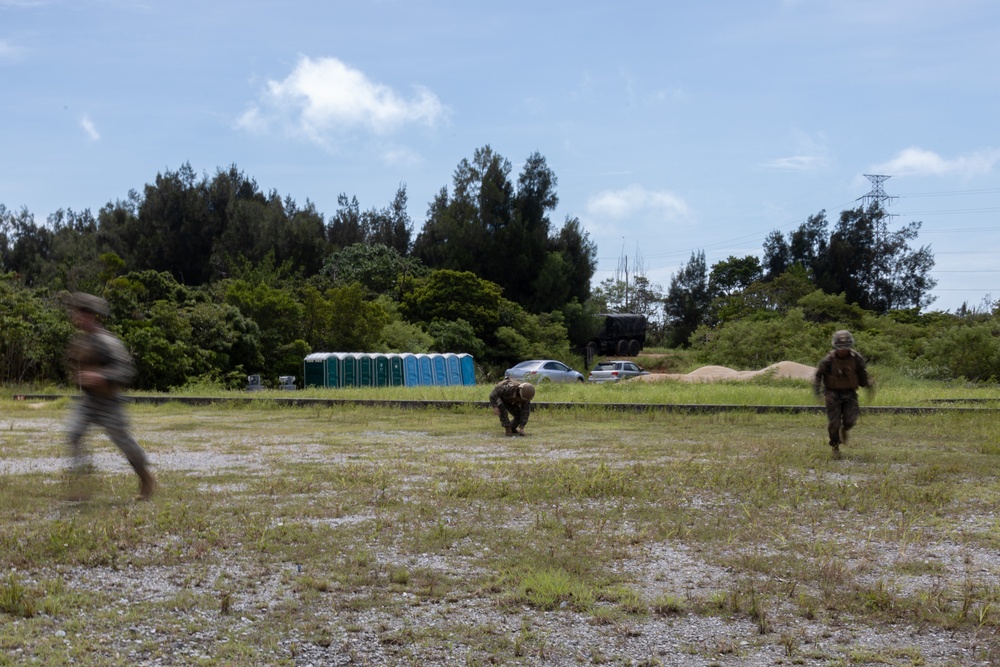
xmin=762 ymin=205 xmax=936 ymax=314
xmin=0 ymin=275 xmax=73 ymax=383
xmin=413 ymin=147 xmax=593 ymax=312
xmin=664 ymin=251 xmax=711 ymax=347
xmin=323 ymin=243 xmax=426 ymax=297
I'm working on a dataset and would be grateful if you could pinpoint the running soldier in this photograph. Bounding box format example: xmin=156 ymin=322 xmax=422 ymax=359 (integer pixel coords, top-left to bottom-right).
xmin=489 ymin=377 xmax=535 ymax=437
xmin=65 ymin=292 xmax=157 ymax=500
xmin=814 ymin=330 xmax=871 ymax=460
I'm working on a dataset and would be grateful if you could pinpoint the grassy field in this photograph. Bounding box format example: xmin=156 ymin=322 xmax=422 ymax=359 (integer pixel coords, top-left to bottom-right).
xmin=2 ymin=380 xmax=1000 ymax=665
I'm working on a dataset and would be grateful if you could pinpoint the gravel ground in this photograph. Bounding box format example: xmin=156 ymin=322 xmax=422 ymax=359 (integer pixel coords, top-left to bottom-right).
xmin=2 ymin=410 xmax=998 ymax=666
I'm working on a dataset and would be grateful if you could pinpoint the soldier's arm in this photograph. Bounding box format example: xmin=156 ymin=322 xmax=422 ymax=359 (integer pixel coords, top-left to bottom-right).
xmin=855 ymin=352 xmax=869 ymax=388
xmin=813 ymin=357 xmax=829 ymax=395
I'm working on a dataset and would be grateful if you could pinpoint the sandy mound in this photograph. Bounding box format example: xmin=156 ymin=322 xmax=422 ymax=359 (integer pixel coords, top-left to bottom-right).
xmin=638 ymin=360 xmax=815 ymax=383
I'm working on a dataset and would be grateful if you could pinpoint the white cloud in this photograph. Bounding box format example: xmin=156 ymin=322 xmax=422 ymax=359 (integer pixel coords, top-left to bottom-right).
xmin=871 ymin=147 xmax=1000 ymax=177
xmin=587 ymin=185 xmax=689 ymax=220
xmin=762 ymin=155 xmax=827 ymax=170
xmin=80 ymin=115 xmax=100 ymax=141
xmin=237 ymin=56 xmax=447 ymax=147
xmin=763 ymin=129 xmax=829 ymax=171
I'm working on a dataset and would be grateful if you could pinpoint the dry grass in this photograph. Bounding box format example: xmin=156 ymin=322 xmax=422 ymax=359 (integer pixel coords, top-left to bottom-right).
xmin=2 ymin=393 xmax=1000 ymax=665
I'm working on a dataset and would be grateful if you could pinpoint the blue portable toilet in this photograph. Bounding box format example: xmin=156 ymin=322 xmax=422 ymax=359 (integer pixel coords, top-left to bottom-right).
xmin=429 ymin=353 xmax=449 ymax=385
xmin=304 ymin=353 xmax=330 ymax=388
xmin=458 ymin=353 xmax=476 ymax=385
xmin=401 ymin=353 xmax=420 ymax=386
xmin=445 ymin=353 xmax=462 ymax=386
xmin=387 ymin=353 xmax=405 ymax=386
xmin=417 ymin=354 xmax=434 ymax=386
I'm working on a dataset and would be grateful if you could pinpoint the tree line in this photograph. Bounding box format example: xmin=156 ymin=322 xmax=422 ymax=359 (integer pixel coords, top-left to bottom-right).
xmin=3 ymin=145 xmax=999 ymax=389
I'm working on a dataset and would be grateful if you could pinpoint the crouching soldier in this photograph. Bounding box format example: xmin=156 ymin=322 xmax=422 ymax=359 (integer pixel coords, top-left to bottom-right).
xmin=65 ymin=292 xmax=157 ymax=500
xmin=489 ymin=377 xmax=535 ymax=437
xmin=814 ymin=329 xmax=871 ymax=460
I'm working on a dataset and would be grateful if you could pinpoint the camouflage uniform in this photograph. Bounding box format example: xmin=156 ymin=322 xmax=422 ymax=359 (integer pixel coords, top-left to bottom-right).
xmin=489 ymin=378 xmax=532 ymax=436
xmin=814 ymin=330 xmax=869 ymax=457
xmin=65 ymin=293 xmax=155 ymax=498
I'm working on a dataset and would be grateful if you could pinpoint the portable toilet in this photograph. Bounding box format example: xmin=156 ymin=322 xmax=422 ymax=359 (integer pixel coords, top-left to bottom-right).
xmin=445 ymin=353 xmax=462 ymax=386
xmin=430 ymin=353 xmax=449 ymax=386
xmin=387 ymin=353 xmax=405 ymax=386
xmin=417 ymin=354 xmax=434 ymax=386
xmin=458 ymin=353 xmax=476 ymax=385
xmin=303 ymin=353 xmax=329 ymax=388
xmin=326 ymin=352 xmax=343 ymax=388
xmin=402 ymin=353 xmax=420 ymax=386
xmin=355 ymin=353 xmax=374 ymax=387
xmin=372 ymin=353 xmax=390 ymax=387
xmin=336 ymin=352 xmax=358 ymax=387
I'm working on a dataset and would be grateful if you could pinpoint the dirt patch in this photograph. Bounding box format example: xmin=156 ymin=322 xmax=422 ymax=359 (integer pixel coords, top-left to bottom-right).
xmin=639 ymin=360 xmax=816 ymax=383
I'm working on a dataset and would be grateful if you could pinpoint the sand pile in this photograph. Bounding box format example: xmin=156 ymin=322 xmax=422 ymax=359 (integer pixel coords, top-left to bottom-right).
xmin=638 ymin=360 xmax=815 ymax=383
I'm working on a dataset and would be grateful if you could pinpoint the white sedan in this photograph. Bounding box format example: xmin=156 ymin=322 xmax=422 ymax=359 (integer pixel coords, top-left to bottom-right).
xmin=504 ymin=360 xmax=585 ymax=383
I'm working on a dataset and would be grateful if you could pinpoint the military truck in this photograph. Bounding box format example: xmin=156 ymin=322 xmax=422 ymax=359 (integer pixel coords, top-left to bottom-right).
xmin=585 ymin=313 xmax=647 ymax=359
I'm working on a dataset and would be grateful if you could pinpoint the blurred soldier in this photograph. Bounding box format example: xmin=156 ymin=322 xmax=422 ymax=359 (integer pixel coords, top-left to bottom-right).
xmin=814 ymin=330 xmax=871 ymax=460
xmin=65 ymin=292 xmax=157 ymax=500
xmin=489 ymin=377 xmax=535 ymax=437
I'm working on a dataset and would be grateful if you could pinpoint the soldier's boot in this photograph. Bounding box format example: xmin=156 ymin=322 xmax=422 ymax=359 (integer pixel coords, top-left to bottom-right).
xmin=504 ymin=425 xmax=513 ymax=437
xmin=839 ymin=427 xmax=849 ymax=446
xmin=831 ymin=443 xmax=842 ymax=460
xmin=514 ymin=429 xmax=526 ymax=437
xmin=137 ymin=467 xmax=157 ymax=500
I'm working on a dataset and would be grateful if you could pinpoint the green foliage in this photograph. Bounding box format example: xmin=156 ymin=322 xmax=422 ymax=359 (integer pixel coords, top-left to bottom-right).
xmin=377 ymin=319 xmax=434 ymax=353
xmin=665 ymin=250 xmax=711 ymax=347
xmin=0 ymin=276 xmax=73 ymax=384
xmin=412 ymin=147 xmax=595 ymax=312
xmin=426 ymin=318 xmax=486 ymax=356
xmin=323 ymin=242 xmax=426 ymax=297
xmin=797 ymin=290 xmax=867 ymax=326
xmin=919 ymin=320 xmax=1000 ymax=381
xmin=690 ymin=309 xmax=827 ymax=368
xmin=401 ymin=270 xmax=504 ymax=339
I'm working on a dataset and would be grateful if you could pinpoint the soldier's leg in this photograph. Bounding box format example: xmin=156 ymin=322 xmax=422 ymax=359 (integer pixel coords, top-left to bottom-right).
xmin=497 ymin=404 xmax=514 ymax=436
xmin=824 ymin=392 xmax=843 ymax=445
xmin=513 ymin=404 xmax=529 ymax=435
xmin=65 ymin=397 xmax=94 ymax=473
xmin=93 ymin=396 xmax=156 ymax=498
xmin=841 ymin=392 xmax=861 ymax=441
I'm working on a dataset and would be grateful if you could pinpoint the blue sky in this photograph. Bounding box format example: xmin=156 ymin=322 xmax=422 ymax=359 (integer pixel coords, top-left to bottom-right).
xmin=2 ymin=0 xmax=999 ymax=312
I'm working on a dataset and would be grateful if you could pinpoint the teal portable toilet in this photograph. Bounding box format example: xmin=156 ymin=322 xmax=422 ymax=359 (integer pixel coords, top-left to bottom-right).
xmin=458 ymin=353 xmax=476 ymax=385
xmin=417 ymin=354 xmax=434 ymax=386
xmin=304 ymin=353 xmax=329 ymax=388
xmin=373 ymin=353 xmax=390 ymax=387
xmin=402 ymin=353 xmax=420 ymax=386
xmin=430 ymin=353 xmax=449 ymax=385
xmin=387 ymin=353 xmax=405 ymax=386
xmin=356 ymin=353 xmax=374 ymax=387
xmin=445 ymin=353 xmax=462 ymax=386
xmin=326 ymin=353 xmax=343 ymax=388
xmin=336 ymin=353 xmax=358 ymax=387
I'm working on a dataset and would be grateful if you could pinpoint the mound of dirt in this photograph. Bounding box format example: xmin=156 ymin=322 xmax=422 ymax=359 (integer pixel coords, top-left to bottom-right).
xmin=637 ymin=360 xmax=815 ymax=383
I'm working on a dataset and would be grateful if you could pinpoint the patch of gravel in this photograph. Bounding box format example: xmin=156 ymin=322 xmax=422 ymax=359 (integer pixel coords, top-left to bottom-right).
xmin=4 ymin=409 xmax=998 ymax=666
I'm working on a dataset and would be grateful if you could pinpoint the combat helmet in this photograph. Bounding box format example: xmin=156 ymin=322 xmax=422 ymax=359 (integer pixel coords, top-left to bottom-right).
xmin=518 ymin=382 xmax=535 ymax=401
xmin=68 ymin=292 xmax=110 ymax=317
xmin=832 ymin=330 xmax=854 ymax=350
